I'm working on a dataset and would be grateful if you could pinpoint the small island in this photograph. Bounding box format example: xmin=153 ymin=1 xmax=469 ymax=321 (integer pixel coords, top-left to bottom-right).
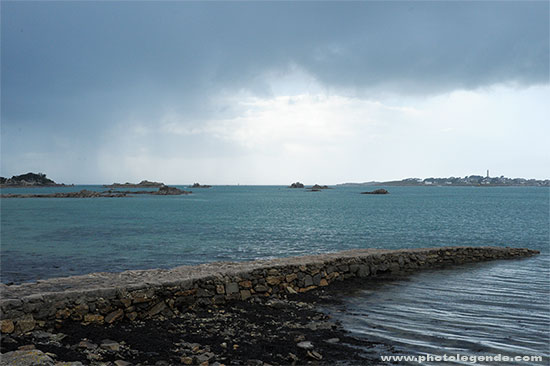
xmin=0 ymin=173 xmax=70 ymax=188
xmin=289 ymin=182 xmax=305 ymax=188
xmin=308 ymin=184 xmax=331 ymax=192
xmin=190 ymin=183 xmax=212 ymax=188
xmin=1 ymin=186 xmax=191 ymax=199
xmin=103 ymin=180 xmax=165 ymax=188
xmin=361 ymin=189 xmax=389 ymax=195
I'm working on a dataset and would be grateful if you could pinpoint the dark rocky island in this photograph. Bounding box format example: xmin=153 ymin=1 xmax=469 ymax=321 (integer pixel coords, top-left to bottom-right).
xmin=190 ymin=183 xmax=212 ymax=188
xmin=361 ymin=189 xmax=389 ymax=195
xmin=0 ymin=173 xmax=69 ymax=188
xmin=289 ymin=182 xmax=305 ymax=188
xmin=103 ymin=180 xmax=164 ymax=189
xmin=309 ymin=184 xmax=331 ymax=192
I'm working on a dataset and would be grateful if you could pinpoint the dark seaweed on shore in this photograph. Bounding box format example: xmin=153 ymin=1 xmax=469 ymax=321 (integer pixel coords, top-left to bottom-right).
xmin=1 ymin=279 xmax=396 ymax=366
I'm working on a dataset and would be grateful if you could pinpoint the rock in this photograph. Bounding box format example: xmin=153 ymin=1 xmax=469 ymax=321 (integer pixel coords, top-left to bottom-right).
xmin=288 ymin=182 xmax=304 ymax=188
xmin=180 ymin=356 xmax=193 ymax=365
xmin=266 ymin=276 xmax=282 ymax=285
xmin=325 ymin=338 xmax=340 ymax=344
xmin=286 ymin=286 xmax=298 ymax=294
xmin=77 ymin=340 xmax=98 ymax=350
xmin=246 ymin=360 xmax=263 ymax=366
xmin=303 ymin=275 xmax=313 ymax=287
xmin=16 ymin=314 xmax=36 ymax=333
xmin=361 ymin=188 xmax=389 ymax=194
xmin=266 ymin=299 xmax=286 ymax=309
xmin=83 ymin=314 xmax=104 ymax=324
xmin=298 ymin=285 xmax=317 ymax=293
xmin=17 ymin=345 xmax=35 ymax=351
xmin=104 ymin=309 xmax=124 ymax=324
xmin=0 ymin=349 xmax=55 ymax=366
xmin=240 ymin=290 xmax=252 ymax=300
xmin=114 ymin=361 xmax=132 ymax=366
xmin=285 ymin=273 xmax=297 ymax=282
xmin=254 ymin=285 xmax=268 ymax=293
xmin=147 ymin=301 xmax=166 ymax=317
xmin=294 ymin=334 xmax=305 ymax=342
xmin=307 ymin=350 xmax=323 ymax=360
xmin=239 ymin=280 xmax=252 ymax=289
xmin=288 ymin=353 xmax=299 ymax=362
xmin=225 ymin=282 xmax=239 ymax=294
xmin=296 ymin=341 xmax=313 ymax=350
xmin=195 ymin=352 xmax=215 ymax=364
xmin=100 ymin=339 xmax=120 ymax=352
xmin=180 ymin=357 xmax=193 ymax=365
xmin=1 ymin=319 xmax=15 ymax=333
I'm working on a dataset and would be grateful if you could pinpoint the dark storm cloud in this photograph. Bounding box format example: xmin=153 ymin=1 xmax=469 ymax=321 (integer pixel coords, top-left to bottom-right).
xmin=2 ymin=2 xmax=548 ymax=106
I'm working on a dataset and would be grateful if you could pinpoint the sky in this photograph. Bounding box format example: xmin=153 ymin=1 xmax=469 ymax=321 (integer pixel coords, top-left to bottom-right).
xmin=1 ymin=1 xmax=549 ymax=185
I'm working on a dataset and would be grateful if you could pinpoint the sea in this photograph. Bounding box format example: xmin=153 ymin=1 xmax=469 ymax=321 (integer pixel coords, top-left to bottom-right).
xmin=1 ymin=185 xmax=548 ymax=365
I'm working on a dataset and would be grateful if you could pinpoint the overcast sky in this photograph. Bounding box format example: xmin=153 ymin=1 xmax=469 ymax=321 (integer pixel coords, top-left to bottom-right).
xmin=1 ymin=1 xmax=548 ymax=184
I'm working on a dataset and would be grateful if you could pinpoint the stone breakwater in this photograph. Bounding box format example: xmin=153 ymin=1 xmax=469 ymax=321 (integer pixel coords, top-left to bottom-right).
xmin=0 ymin=246 xmax=539 ymax=335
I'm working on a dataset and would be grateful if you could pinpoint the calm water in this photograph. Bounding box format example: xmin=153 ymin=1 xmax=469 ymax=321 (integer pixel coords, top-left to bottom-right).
xmin=1 ymin=185 xmax=549 ymax=364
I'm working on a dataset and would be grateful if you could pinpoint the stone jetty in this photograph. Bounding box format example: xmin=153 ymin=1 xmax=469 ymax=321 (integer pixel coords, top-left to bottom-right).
xmin=0 ymin=246 xmax=538 ymax=336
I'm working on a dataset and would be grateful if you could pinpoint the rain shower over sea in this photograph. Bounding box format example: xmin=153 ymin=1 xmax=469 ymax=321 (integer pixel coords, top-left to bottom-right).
xmin=1 ymin=185 xmax=548 ymax=364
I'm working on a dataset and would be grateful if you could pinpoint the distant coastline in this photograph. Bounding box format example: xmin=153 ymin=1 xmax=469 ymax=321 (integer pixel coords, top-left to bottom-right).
xmin=338 ymin=175 xmax=549 ymax=187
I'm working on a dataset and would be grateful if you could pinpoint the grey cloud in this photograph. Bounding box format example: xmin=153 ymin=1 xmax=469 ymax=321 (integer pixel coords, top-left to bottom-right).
xmin=2 ymin=2 xmax=547 ymax=103
xmin=1 ymin=1 xmax=548 ymax=180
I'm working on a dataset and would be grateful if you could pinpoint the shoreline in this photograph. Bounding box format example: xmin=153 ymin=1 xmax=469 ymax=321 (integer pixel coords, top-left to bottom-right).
xmin=1 ymin=278 xmax=394 ymax=365
xmin=0 ymin=247 xmax=540 ymax=365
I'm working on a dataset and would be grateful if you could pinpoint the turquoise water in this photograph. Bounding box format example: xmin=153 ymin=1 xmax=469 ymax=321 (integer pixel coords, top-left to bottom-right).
xmin=1 ymin=185 xmax=549 ymax=364
xmin=1 ymin=186 xmax=547 ymax=283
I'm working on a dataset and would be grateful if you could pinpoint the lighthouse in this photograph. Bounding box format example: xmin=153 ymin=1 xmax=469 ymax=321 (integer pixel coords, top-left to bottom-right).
xmin=487 ymin=169 xmax=489 ymax=178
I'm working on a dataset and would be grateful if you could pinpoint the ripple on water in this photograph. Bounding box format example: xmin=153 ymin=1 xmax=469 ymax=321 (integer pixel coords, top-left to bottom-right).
xmin=326 ymin=255 xmax=550 ymax=366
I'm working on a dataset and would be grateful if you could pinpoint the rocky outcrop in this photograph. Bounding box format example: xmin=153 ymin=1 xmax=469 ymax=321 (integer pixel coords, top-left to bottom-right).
xmin=0 ymin=173 xmax=68 ymax=188
xmin=309 ymin=184 xmax=331 ymax=191
xmin=1 ymin=187 xmax=191 ymax=199
xmin=103 ymin=180 xmax=164 ymax=188
xmin=289 ymin=182 xmax=305 ymax=188
xmin=153 ymin=186 xmax=191 ymax=195
xmin=361 ymin=189 xmax=389 ymax=194
xmin=190 ymin=183 xmax=212 ymax=188
xmin=0 ymin=246 xmax=538 ymax=335
xmin=0 ymin=190 xmax=127 ymax=199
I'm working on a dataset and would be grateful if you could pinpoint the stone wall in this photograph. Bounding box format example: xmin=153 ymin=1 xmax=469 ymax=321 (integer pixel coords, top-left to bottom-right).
xmin=0 ymin=246 xmax=539 ymax=335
